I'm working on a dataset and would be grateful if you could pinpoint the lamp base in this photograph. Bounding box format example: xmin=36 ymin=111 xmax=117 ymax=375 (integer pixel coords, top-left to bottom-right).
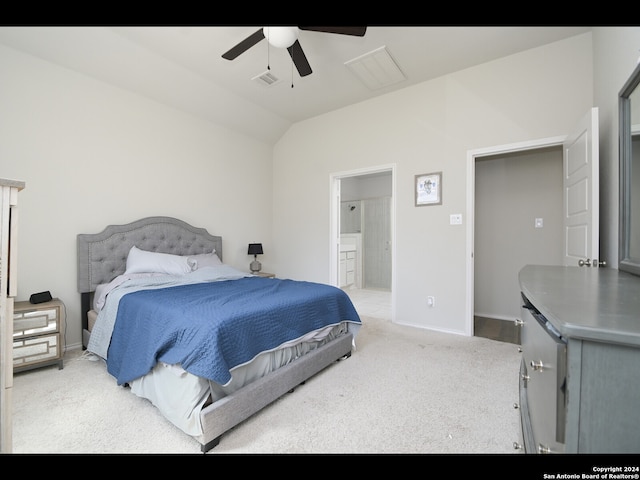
xmin=250 ymin=260 xmax=262 ymax=273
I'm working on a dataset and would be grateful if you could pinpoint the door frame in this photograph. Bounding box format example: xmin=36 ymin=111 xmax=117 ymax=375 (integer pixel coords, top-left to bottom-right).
xmin=330 ymin=164 xmax=396 ymax=314
xmin=465 ymin=136 xmax=566 ymax=336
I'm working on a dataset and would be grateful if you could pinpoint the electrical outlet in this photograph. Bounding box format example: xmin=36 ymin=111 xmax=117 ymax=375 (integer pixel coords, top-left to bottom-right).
xmin=427 ymin=296 xmax=435 ymax=307
xmin=450 ymin=214 xmax=462 ymax=225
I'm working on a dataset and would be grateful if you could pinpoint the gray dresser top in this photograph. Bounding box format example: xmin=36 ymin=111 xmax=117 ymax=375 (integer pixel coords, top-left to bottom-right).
xmin=519 ymin=265 xmax=640 ymax=347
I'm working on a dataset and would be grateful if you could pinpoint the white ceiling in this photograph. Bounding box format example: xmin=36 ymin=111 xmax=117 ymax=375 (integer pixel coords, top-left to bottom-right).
xmin=0 ymin=25 xmax=592 ymax=144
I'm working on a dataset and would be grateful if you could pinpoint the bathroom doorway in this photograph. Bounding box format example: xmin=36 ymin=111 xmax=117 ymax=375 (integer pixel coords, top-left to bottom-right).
xmin=330 ymin=165 xmax=395 ymax=302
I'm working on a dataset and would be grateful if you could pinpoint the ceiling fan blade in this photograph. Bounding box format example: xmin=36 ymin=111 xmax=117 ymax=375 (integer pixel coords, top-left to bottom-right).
xmin=287 ymin=40 xmax=312 ymax=77
xmin=222 ymin=28 xmax=265 ymax=60
xmin=298 ymin=26 xmax=367 ymax=36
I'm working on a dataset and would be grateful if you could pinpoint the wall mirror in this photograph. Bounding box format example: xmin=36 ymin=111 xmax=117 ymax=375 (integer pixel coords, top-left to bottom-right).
xmin=619 ymin=62 xmax=640 ymax=276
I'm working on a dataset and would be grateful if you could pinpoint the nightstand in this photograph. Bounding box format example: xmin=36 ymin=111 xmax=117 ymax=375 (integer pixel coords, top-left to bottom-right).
xmin=254 ymin=272 xmax=275 ymax=278
xmin=13 ymin=298 xmax=65 ymax=373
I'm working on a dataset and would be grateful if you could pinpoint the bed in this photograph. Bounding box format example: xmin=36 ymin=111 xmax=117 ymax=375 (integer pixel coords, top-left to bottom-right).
xmin=77 ymin=216 xmax=361 ymax=453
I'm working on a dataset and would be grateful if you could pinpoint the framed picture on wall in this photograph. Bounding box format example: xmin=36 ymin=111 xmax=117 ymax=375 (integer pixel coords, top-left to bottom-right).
xmin=415 ymin=172 xmax=442 ymax=206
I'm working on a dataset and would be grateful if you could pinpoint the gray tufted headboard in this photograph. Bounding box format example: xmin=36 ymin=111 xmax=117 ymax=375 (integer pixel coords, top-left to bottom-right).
xmin=77 ymin=216 xmax=223 ymax=294
xmin=77 ymin=216 xmax=222 ymax=338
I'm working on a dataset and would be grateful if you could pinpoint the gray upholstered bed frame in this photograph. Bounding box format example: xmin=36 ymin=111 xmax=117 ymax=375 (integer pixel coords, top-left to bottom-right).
xmin=77 ymin=216 xmax=223 ymax=346
xmin=76 ymin=216 xmax=353 ymax=452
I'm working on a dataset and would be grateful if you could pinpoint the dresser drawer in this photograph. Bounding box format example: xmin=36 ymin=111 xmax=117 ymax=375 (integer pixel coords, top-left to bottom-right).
xmin=13 ymin=305 xmax=59 ymax=339
xmin=520 ymin=299 xmax=567 ymax=453
xmin=13 ymin=333 xmax=61 ymax=371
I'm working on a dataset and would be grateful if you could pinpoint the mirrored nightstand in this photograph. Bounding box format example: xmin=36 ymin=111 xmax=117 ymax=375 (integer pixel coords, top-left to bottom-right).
xmin=13 ymin=298 xmax=65 ymax=373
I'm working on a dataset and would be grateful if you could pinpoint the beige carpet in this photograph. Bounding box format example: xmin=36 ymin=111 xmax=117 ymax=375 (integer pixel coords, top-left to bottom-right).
xmin=10 ymin=315 xmax=523 ymax=455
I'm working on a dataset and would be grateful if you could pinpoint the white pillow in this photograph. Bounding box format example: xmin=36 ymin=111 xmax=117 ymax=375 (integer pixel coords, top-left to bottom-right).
xmin=187 ymin=250 xmax=223 ymax=270
xmin=125 ymin=246 xmax=195 ymax=275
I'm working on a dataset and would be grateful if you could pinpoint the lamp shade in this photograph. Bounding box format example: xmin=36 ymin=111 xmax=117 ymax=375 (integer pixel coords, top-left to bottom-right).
xmin=248 ymin=243 xmax=263 ymax=255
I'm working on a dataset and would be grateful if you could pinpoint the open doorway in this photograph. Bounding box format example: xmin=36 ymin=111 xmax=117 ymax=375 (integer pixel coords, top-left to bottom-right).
xmin=466 ymin=108 xmax=600 ymax=339
xmin=465 ymin=136 xmax=565 ymax=337
xmin=474 ymin=145 xmax=563 ymax=344
xmin=330 ymin=165 xmax=395 ymax=320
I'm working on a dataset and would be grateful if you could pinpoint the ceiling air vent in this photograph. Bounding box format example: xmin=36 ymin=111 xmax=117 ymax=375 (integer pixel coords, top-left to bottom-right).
xmin=345 ymin=45 xmax=406 ymax=90
xmin=252 ymin=70 xmax=281 ymax=87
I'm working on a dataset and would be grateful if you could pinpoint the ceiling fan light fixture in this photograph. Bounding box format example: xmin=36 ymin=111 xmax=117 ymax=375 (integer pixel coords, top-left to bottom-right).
xmin=263 ymin=27 xmax=299 ymax=49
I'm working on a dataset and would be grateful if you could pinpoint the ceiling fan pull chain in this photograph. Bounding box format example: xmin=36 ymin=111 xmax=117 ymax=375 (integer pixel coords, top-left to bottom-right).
xmin=291 ymin=57 xmax=294 ymax=88
xmin=266 ymin=29 xmax=271 ymax=70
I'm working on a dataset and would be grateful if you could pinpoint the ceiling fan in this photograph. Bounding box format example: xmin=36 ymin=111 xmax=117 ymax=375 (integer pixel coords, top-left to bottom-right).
xmin=221 ymin=26 xmax=367 ymax=77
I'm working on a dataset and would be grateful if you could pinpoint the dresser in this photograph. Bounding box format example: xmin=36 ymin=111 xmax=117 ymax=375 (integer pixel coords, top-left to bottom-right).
xmin=517 ymin=265 xmax=640 ymax=454
xmin=0 ymin=178 xmax=25 ymax=453
xmin=13 ymin=299 xmax=65 ymax=373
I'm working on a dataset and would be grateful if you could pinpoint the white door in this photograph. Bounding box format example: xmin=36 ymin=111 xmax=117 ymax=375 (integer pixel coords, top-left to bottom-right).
xmin=563 ymin=107 xmax=600 ymax=267
xmin=362 ymin=196 xmax=392 ymax=289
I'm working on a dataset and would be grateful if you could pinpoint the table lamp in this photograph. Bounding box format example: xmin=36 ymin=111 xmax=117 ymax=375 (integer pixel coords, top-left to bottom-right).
xmin=248 ymin=243 xmax=263 ymax=273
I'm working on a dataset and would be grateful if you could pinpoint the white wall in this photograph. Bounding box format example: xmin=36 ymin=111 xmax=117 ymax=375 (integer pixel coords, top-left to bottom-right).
xmin=0 ymin=44 xmax=274 ymax=349
xmin=342 ymin=174 xmax=393 ymax=200
xmin=272 ymin=33 xmax=595 ymax=335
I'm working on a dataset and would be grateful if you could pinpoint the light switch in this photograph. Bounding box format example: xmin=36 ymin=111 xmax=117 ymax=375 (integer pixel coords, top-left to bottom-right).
xmin=535 ymin=218 xmax=543 ymax=228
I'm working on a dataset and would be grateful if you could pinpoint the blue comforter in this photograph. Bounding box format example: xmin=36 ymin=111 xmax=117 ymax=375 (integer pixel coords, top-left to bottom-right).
xmin=105 ymin=275 xmax=361 ymax=386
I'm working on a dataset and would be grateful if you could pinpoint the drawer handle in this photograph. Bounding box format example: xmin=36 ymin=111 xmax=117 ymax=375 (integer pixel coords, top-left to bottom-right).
xmin=514 ymin=318 xmax=524 ymax=327
xmin=530 ymin=360 xmax=544 ymax=371
xmin=537 ymin=444 xmax=552 ymax=454
xmin=521 ymin=373 xmax=530 ymax=381
xmin=513 ymin=442 xmax=522 ymax=450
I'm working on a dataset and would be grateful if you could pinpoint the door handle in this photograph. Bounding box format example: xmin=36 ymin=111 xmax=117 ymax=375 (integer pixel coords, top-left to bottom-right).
xmin=578 ymin=258 xmax=607 ymax=267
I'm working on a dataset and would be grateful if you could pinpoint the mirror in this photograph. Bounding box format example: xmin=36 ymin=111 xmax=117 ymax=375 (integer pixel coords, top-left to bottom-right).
xmin=619 ymin=62 xmax=640 ymax=276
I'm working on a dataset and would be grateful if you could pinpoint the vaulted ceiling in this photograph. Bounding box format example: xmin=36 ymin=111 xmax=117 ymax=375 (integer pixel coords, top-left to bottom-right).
xmin=0 ymin=26 xmax=592 ymax=143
